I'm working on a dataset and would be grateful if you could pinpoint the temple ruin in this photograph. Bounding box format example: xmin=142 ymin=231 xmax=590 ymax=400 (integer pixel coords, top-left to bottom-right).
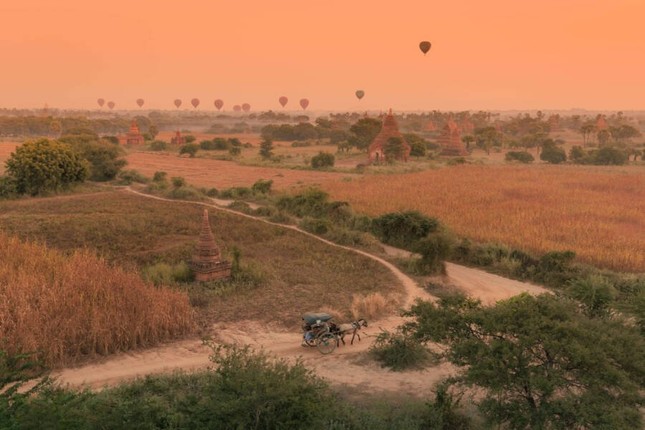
xmin=439 ymin=118 xmax=468 ymax=156
xmin=120 ymin=120 xmax=145 ymax=145
xmin=190 ymin=209 xmax=231 ymax=282
xmin=171 ymin=130 xmax=185 ymax=145
xmin=368 ymin=109 xmax=411 ymax=163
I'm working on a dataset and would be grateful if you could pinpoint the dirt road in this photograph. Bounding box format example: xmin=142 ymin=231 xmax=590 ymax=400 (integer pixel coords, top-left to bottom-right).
xmin=53 ymin=189 xmax=547 ymax=395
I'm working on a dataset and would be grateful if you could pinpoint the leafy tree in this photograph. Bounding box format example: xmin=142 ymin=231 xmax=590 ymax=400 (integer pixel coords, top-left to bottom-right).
xmin=403 ymin=133 xmax=427 ymax=158
xmin=592 ymin=146 xmax=628 ymax=165
xmin=597 ymin=129 xmax=611 ymax=146
xmin=540 ymin=141 xmax=566 ymax=164
xmin=259 ymin=139 xmax=274 ymax=160
xmin=251 ymin=179 xmax=273 ymax=194
xmin=474 ymin=127 xmax=501 ymax=154
xmin=310 ymin=152 xmax=335 ymax=169
xmin=404 ymin=293 xmax=644 ymax=429
xmin=69 ymin=140 xmax=127 ymax=181
xmin=184 ymin=135 xmax=196 ymax=144
xmin=383 ymin=137 xmax=407 ymax=163
xmin=610 ymin=124 xmax=641 ymax=144
xmin=579 ymin=123 xmax=595 ymax=147
xmin=569 ymin=145 xmax=587 ymax=163
xmin=461 ymin=135 xmax=475 ymax=151
xmin=348 ymin=118 xmax=382 ymax=152
xmin=5 ymin=139 xmax=88 ymax=195
xmin=229 ymin=146 xmax=241 ymax=156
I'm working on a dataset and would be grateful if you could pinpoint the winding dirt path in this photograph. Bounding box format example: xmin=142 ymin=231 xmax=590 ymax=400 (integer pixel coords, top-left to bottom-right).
xmin=53 ymin=189 xmax=546 ymax=396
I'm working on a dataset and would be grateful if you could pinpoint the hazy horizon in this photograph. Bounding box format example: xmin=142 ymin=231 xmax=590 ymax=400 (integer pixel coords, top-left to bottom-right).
xmin=2 ymin=0 xmax=644 ymax=111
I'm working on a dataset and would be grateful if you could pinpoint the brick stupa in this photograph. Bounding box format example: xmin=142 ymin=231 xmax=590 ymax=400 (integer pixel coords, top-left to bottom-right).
xmin=121 ymin=121 xmax=145 ymax=145
xmin=171 ymin=130 xmax=185 ymax=145
xmin=439 ymin=118 xmax=468 ymax=156
xmin=191 ymin=210 xmax=231 ymax=282
xmin=368 ymin=109 xmax=411 ymax=163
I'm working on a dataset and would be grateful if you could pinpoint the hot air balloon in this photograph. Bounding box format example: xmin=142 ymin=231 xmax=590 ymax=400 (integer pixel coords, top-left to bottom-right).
xmin=299 ymin=98 xmax=309 ymax=110
xmin=214 ymin=99 xmax=224 ymax=110
xmin=97 ymin=98 xmax=105 ymax=108
xmin=233 ymin=105 xmax=242 ymax=112
xmin=242 ymin=103 xmax=251 ymax=112
xmin=355 ymin=90 xmax=365 ymax=100
xmin=136 ymin=98 xmax=144 ymax=108
xmin=191 ymin=98 xmax=200 ymax=109
xmin=279 ymin=96 xmax=288 ymax=108
xmin=419 ymin=41 xmax=432 ymax=55
xmin=107 ymin=101 xmax=115 ymax=110
xmin=174 ymin=99 xmax=182 ymax=109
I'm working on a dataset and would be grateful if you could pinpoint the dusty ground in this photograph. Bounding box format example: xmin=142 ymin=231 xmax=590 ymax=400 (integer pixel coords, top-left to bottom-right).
xmin=53 ymin=190 xmax=548 ymax=396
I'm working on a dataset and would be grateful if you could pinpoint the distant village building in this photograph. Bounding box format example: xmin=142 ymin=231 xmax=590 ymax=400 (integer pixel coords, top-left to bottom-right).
xmin=190 ymin=210 xmax=231 ymax=282
xmin=120 ymin=121 xmax=145 ymax=145
xmin=439 ymin=118 xmax=468 ymax=156
xmin=368 ymin=109 xmax=411 ymax=164
xmin=171 ymin=130 xmax=185 ymax=145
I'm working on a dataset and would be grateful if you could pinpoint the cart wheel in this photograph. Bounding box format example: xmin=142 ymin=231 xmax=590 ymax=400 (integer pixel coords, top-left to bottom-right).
xmin=316 ymin=333 xmax=337 ymax=355
xmin=304 ymin=336 xmax=316 ymax=347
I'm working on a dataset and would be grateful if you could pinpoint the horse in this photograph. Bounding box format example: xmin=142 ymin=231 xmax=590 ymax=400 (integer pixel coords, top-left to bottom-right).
xmin=334 ymin=318 xmax=368 ymax=345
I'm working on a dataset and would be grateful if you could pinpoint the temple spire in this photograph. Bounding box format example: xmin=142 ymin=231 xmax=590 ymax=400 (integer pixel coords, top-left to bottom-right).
xmin=190 ymin=210 xmax=231 ymax=282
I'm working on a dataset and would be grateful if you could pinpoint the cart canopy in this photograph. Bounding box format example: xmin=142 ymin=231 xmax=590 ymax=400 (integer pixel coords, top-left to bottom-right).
xmin=302 ymin=313 xmax=333 ymax=324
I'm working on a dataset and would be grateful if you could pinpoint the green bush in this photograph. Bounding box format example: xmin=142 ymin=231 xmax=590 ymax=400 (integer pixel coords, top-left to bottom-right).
xmin=251 ymin=179 xmax=273 ymax=194
xmin=206 ymin=187 xmax=219 ymax=197
xmin=311 ymin=151 xmax=335 ymax=169
xmin=504 ymin=151 xmax=534 ymax=163
xmin=540 ymin=144 xmax=566 ymax=164
xmin=413 ymin=233 xmax=453 ymax=275
xmin=299 ymin=217 xmax=331 ymax=235
xmin=369 ymin=330 xmax=431 ymax=371
xmin=171 ymin=176 xmax=186 ymax=188
xmin=116 ymin=169 xmax=148 ymax=185
xmin=371 ymin=211 xmax=440 ymax=250
xmin=179 ymin=143 xmax=199 ymax=157
xmin=166 ymin=186 xmax=205 ymax=201
xmin=591 ymin=146 xmax=628 ymax=165
xmin=149 ymin=140 xmax=167 ymax=151
xmin=152 ymin=171 xmax=167 ymax=182
xmin=142 ymin=262 xmax=194 ymax=285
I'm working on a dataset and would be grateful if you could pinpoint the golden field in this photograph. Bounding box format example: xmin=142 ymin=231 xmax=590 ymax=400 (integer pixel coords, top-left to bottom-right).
xmin=323 ymin=164 xmax=645 ymax=273
xmin=0 ymin=233 xmax=194 ymax=367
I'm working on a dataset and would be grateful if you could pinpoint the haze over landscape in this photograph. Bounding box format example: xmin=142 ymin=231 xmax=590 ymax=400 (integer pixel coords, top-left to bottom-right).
xmin=2 ymin=0 xmax=644 ymax=111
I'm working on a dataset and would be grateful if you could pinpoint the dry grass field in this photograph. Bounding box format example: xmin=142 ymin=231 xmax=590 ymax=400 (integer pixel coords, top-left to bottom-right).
xmin=323 ymin=164 xmax=645 ymax=273
xmin=124 ymin=151 xmax=357 ymax=189
xmin=0 ymin=233 xmax=195 ymax=367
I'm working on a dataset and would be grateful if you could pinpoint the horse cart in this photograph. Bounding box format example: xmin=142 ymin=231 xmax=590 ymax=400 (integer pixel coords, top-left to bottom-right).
xmin=301 ymin=313 xmax=339 ymax=355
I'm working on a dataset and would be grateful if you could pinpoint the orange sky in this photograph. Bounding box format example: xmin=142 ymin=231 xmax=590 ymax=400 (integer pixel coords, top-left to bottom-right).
xmin=1 ymin=0 xmax=644 ymax=111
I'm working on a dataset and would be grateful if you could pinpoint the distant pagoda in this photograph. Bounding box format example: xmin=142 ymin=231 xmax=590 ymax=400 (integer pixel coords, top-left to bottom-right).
xmin=191 ymin=210 xmax=231 ymax=282
xmin=121 ymin=120 xmax=145 ymax=145
xmin=171 ymin=130 xmax=185 ymax=145
xmin=368 ymin=109 xmax=411 ymax=164
xmin=439 ymin=118 xmax=468 ymax=156
xmin=595 ymin=115 xmax=608 ymax=131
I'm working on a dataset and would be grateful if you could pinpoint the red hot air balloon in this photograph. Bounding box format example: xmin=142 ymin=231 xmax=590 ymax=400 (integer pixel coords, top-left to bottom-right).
xmin=242 ymin=103 xmax=251 ymax=112
xmin=355 ymin=90 xmax=365 ymax=100
xmin=136 ymin=98 xmax=144 ymax=108
xmin=214 ymin=99 xmax=224 ymax=110
xmin=299 ymin=98 xmax=309 ymax=110
xmin=279 ymin=96 xmax=288 ymax=108
xmin=174 ymin=99 xmax=182 ymax=108
xmin=233 ymin=105 xmax=242 ymax=112
xmin=107 ymin=101 xmax=115 ymax=110
xmin=191 ymin=98 xmax=200 ymax=109
xmin=97 ymin=98 xmax=105 ymax=108
xmin=419 ymin=41 xmax=432 ymax=55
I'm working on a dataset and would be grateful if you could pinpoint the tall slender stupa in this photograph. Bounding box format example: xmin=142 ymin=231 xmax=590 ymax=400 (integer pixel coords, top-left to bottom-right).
xmin=190 ymin=210 xmax=231 ymax=282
